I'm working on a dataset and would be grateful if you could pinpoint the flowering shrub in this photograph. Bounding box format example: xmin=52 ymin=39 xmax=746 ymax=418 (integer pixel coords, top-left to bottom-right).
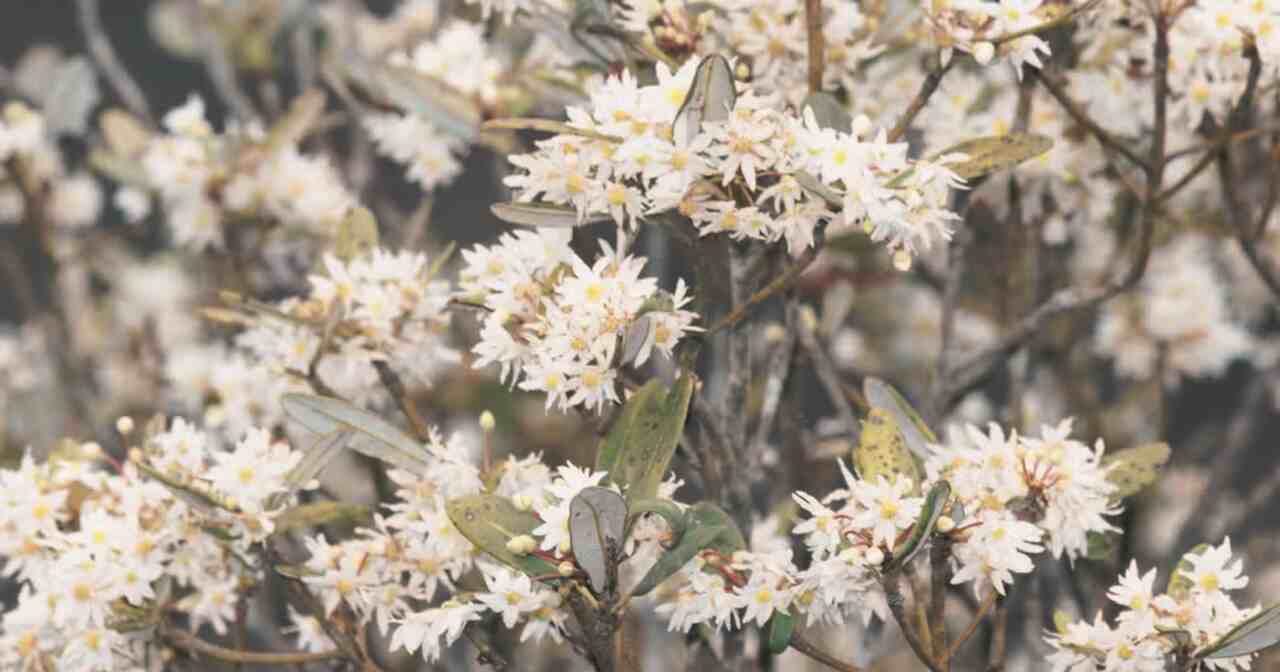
xmin=3 ymin=0 xmax=1280 ymax=671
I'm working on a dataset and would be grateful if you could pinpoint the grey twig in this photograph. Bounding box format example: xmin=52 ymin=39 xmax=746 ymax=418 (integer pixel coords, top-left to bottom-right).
xmin=76 ymin=0 xmax=154 ymax=125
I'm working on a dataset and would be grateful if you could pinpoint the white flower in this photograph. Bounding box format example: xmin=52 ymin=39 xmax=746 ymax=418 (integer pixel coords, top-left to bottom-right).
xmin=850 ymin=475 xmax=923 ymax=550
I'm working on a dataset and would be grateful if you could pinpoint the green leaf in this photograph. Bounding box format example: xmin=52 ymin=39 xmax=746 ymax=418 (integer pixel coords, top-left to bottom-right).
xmin=267 ymin=429 xmax=354 ymax=511
xmin=672 ymin=55 xmax=736 ymax=147
xmin=794 ymin=171 xmax=843 ymax=208
xmin=631 ymin=502 xmax=744 ymax=596
xmin=334 ymin=207 xmax=379 ymax=262
xmin=1166 ymin=543 xmax=1210 ymax=601
xmin=931 ymin=133 xmax=1053 ymax=180
xmin=800 ymin=91 xmax=851 ymax=132
xmin=568 ymin=487 xmax=628 ymax=593
xmin=1200 ymin=603 xmax=1280 ymax=659
xmin=281 ymin=394 xmax=432 ymax=474
xmin=446 ymin=494 xmax=560 ymax=578
xmin=853 ymin=409 xmax=924 ymax=493
xmin=133 ymin=460 xmax=226 ymax=515
xmin=1102 ymin=442 xmax=1170 ymax=500
xmin=1053 ymin=610 xmax=1072 ymax=634
xmin=490 ymin=201 xmax=610 ymax=228
xmin=343 ymin=55 xmax=480 ymax=141
xmin=273 ymin=501 xmax=371 ymax=534
xmin=618 ymin=314 xmax=653 ymax=367
xmin=863 ymin=377 xmax=937 ymax=459
xmin=595 ymin=373 xmax=695 ymax=505
xmin=628 ymin=498 xmax=687 ymax=540
xmin=887 ymin=480 xmax=950 ymax=570
xmin=767 ymin=611 xmax=796 ymax=654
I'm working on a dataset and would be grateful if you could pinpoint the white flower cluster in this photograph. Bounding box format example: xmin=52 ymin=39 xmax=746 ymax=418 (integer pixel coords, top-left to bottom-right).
xmin=0 ymin=419 xmax=306 ymax=670
xmin=503 ymin=59 xmax=967 ymax=267
xmin=0 ymin=101 xmax=104 ymax=230
xmin=460 ymin=229 xmax=698 ymax=412
xmin=1095 ymin=236 xmax=1253 ymax=384
xmin=926 ymin=418 xmax=1120 ymax=593
xmin=922 ymin=0 xmax=1054 ymax=74
xmin=364 ymin=22 xmax=505 ymax=191
xmin=139 ymin=95 xmax=357 ymax=249
xmin=293 ymin=428 xmax=625 ymax=663
xmin=235 ymin=248 xmax=458 ymax=406
xmin=1047 ymin=539 xmax=1259 ymax=672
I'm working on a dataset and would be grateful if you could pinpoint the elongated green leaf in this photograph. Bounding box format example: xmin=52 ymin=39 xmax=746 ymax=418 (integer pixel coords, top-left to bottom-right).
xmin=1166 ymin=543 xmax=1210 ymax=601
xmin=273 ymin=501 xmax=371 ymax=534
xmin=801 ymin=91 xmax=851 ymax=132
xmin=595 ymin=373 xmax=695 ymax=505
xmin=490 ymin=201 xmax=610 ymax=228
xmin=1201 ymin=603 xmax=1280 ymax=659
xmin=627 ymin=498 xmax=687 ymax=539
xmin=1102 ymin=442 xmax=1170 ymax=500
xmin=888 ymin=480 xmax=950 ymax=570
xmin=931 ymin=133 xmax=1053 ymax=180
xmin=618 ymin=314 xmax=654 ymax=368
xmin=631 ymin=502 xmax=744 ymax=596
xmin=863 ymin=378 xmax=936 ymax=459
xmin=267 ymin=429 xmax=354 ymax=511
xmin=569 ymin=487 xmax=627 ymax=593
xmin=344 ymin=55 xmax=480 ymax=141
xmin=335 ymin=207 xmax=379 ymax=262
xmin=673 ymin=55 xmax=735 ymax=147
xmin=853 ymin=409 xmax=923 ymax=493
xmin=795 ymin=171 xmax=844 ymax=208
xmin=767 ymin=611 xmax=796 ymax=654
xmin=281 ymin=394 xmax=432 ymax=474
xmin=133 ymin=460 xmax=226 ymax=515
xmin=446 ymin=494 xmax=560 ymax=578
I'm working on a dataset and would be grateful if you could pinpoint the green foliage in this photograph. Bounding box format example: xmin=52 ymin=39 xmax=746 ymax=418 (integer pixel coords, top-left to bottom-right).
xmin=853 ymin=409 xmax=923 ymax=493
xmin=595 ymin=373 xmax=695 ymax=505
xmin=568 ymin=486 xmax=628 ymax=593
xmin=1200 ymin=602 xmax=1280 ymax=659
xmin=932 ymin=133 xmax=1054 ymax=180
xmin=631 ymin=502 xmax=745 ymax=596
xmin=767 ymin=611 xmax=796 ymax=654
xmin=1102 ymin=442 xmax=1171 ymax=501
xmin=273 ymin=500 xmax=371 ymax=534
xmin=281 ymin=393 xmax=432 ymax=474
xmin=888 ymin=480 xmax=951 ymax=571
xmin=446 ymin=494 xmax=561 ymax=578
xmin=673 ymin=55 xmax=736 ymax=145
xmin=1166 ymin=543 xmax=1210 ymax=601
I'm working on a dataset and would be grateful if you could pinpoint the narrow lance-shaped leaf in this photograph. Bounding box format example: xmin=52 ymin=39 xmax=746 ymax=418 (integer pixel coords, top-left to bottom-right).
xmin=334 ymin=207 xmax=379 ymax=262
xmin=672 ymin=55 xmax=736 ymax=148
xmin=1102 ymin=442 xmax=1171 ymax=501
xmin=568 ymin=487 xmax=628 ymax=594
xmin=627 ymin=498 xmax=687 ymax=540
xmin=631 ymin=502 xmax=744 ymax=596
xmin=490 ymin=201 xmax=611 ymax=228
xmin=273 ymin=501 xmax=371 ymax=534
xmin=266 ymin=428 xmax=354 ymax=511
xmin=618 ymin=314 xmax=653 ymax=368
xmin=929 ymin=133 xmax=1053 ymax=181
xmin=863 ymin=377 xmax=937 ymax=459
xmin=446 ymin=495 xmax=560 ymax=578
xmin=343 ymin=55 xmax=480 ymax=141
xmin=888 ymin=480 xmax=951 ymax=570
xmin=595 ymin=373 xmax=695 ymax=504
xmin=281 ymin=394 xmax=432 ymax=474
xmin=767 ymin=611 xmax=796 ymax=654
xmin=853 ymin=409 xmax=924 ymax=494
xmin=1200 ymin=603 xmax=1280 ymax=659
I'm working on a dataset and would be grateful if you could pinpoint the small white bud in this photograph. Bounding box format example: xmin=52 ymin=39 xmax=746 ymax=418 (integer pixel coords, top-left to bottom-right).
xmin=128 ymin=447 xmax=144 ymax=464
xmin=838 ymin=546 xmax=863 ymax=565
xmin=558 ymin=538 xmax=572 ymax=555
xmin=864 ymin=547 xmax=886 ymax=566
xmin=936 ymin=515 xmax=956 ymax=533
xmin=81 ymin=442 xmax=102 ymax=457
xmin=973 ymin=42 xmax=996 ymax=66
xmin=799 ymin=305 xmax=819 ymax=333
xmin=479 ymin=410 xmax=496 ymax=432
xmin=558 ymin=561 xmax=576 ymax=577
xmin=513 ymin=494 xmax=534 ymax=511
xmin=762 ymin=322 xmax=787 ymax=344
xmin=506 ymin=535 xmax=537 ymax=555
xmin=851 ymin=114 xmax=873 ymax=138
xmin=892 ymin=249 xmax=913 ymax=272
xmin=115 ymin=416 xmax=134 ymax=435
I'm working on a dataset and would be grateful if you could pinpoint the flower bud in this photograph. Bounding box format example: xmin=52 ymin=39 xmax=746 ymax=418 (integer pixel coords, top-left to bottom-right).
xmin=506 ymin=535 xmax=537 ymax=555
xmin=558 ymin=538 xmax=572 ymax=555
xmin=479 ymin=410 xmax=496 ymax=432
xmin=128 ymin=447 xmax=144 ymax=464
xmin=973 ymin=41 xmax=996 ymax=65
xmin=115 ymin=416 xmax=134 ymax=435
xmin=513 ymin=494 xmax=534 ymax=511
xmin=81 ymin=442 xmax=102 ymax=458
xmin=936 ymin=515 xmax=956 ymax=533
xmin=864 ymin=547 xmax=886 ymax=566
xmin=558 ymin=561 xmax=576 ymax=577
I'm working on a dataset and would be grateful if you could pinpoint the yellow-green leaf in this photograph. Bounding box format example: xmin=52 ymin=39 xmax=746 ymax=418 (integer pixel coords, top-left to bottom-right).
xmin=1102 ymin=442 xmax=1171 ymax=500
xmin=1166 ymin=543 xmax=1209 ymax=601
xmin=273 ymin=501 xmax=371 ymax=534
xmin=596 ymin=373 xmax=695 ymax=505
xmin=932 ymin=133 xmax=1053 ymax=180
xmin=446 ymin=494 xmax=560 ymax=578
xmin=863 ymin=377 xmax=936 ymax=458
xmin=853 ymin=409 xmax=923 ymax=493
xmin=335 ymin=207 xmax=379 ymax=262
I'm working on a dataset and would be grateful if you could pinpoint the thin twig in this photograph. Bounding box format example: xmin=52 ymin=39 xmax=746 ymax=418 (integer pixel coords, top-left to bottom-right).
xmin=797 ymin=317 xmax=860 ymax=446
xmin=1032 ymin=70 xmax=1149 ymax=174
xmin=805 ymin=0 xmax=825 ymax=94
xmin=703 ymin=226 xmax=826 ymax=336
xmin=373 ymin=360 xmax=432 ymax=441
xmin=790 ymin=631 xmax=864 ymax=672
xmin=943 ymin=589 xmax=997 ymax=663
xmin=76 ymin=0 xmax=154 ymax=124
xmin=888 ymin=57 xmax=953 ymax=143
xmin=884 ymin=571 xmax=946 ymax=672
xmin=163 ymin=625 xmax=343 ymax=665
xmin=199 ymin=11 xmax=259 ymax=122
xmin=929 ymin=537 xmax=954 ymax=667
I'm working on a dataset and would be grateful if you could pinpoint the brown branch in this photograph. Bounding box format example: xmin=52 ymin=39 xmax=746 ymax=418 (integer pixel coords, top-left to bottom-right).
xmin=805 ymin=0 xmax=825 ymax=94
xmin=1032 ymin=70 xmax=1150 ymax=174
xmin=373 ymin=360 xmax=432 ymax=441
xmin=76 ymin=0 xmax=154 ymax=125
xmin=942 ymin=589 xmax=997 ymax=663
xmin=702 ymin=226 xmax=826 ymax=336
xmin=888 ymin=58 xmax=954 ymax=143
xmin=162 ymin=625 xmax=342 ymax=665
xmin=790 ymin=631 xmax=864 ymax=672
xmin=929 ymin=537 xmax=954 ymax=667
xmin=884 ymin=572 xmax=946 ymax=672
